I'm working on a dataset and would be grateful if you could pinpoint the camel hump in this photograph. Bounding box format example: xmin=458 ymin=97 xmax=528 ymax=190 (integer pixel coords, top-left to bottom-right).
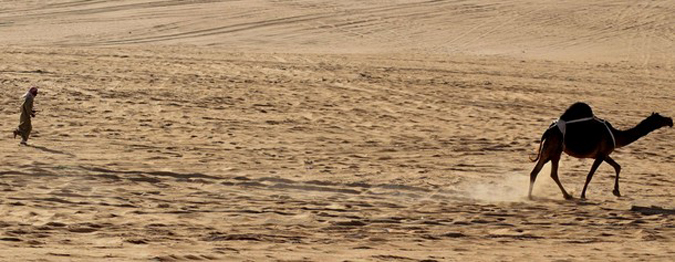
xmin=560 ymin=102 xmax=594 ymax=121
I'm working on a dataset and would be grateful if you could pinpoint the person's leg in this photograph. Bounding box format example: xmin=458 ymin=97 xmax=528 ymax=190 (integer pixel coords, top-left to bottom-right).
xmin=19 ymin=124 xmax=31 ymax=145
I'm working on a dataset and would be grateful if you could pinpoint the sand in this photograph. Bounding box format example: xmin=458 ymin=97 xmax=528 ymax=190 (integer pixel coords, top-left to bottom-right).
xmin=0 ymin=1 xmax=673 ymax=261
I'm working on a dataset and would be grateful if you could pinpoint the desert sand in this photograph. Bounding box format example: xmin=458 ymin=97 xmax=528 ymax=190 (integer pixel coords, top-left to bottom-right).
xmin=0 ymin=1 xmax=673 ymax=261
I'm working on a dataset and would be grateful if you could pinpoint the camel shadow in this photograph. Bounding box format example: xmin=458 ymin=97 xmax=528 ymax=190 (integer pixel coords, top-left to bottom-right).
xmin=529 ymin=196 xmax=601 ymax=206
xmin=29 ymin=145 xmax=75 ymax=157
xmin=631 ymin=205 xmax=675 ymax=215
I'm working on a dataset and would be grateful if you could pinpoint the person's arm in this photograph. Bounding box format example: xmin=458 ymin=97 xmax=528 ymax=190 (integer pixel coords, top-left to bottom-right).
xmin=25 ymin=97 xmax=35 ymax=117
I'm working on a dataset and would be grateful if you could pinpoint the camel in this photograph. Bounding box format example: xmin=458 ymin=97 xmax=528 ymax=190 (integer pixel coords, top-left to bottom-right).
xmin=529 ymin=102 xmax=673 ymax=200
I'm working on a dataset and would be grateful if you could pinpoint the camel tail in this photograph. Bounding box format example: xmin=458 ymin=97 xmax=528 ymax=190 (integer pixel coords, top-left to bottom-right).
xmin=530 ymin=138 xmax=545 ymax=162
xmin=530 ymin=124 xmax=555 ymax=162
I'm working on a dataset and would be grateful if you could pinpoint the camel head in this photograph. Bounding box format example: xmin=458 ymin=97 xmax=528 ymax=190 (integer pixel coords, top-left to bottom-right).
xmin=647 ymin=112 xmax=673 ymax=128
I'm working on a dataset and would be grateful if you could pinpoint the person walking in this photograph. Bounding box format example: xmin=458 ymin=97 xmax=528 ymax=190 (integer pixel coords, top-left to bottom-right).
xmin=13 ymin=86 xmax=38 ymax=145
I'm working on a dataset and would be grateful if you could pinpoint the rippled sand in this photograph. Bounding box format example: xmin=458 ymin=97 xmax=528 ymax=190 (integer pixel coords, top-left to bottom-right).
xmin=0 ymin=1 xmax=673 ymax=261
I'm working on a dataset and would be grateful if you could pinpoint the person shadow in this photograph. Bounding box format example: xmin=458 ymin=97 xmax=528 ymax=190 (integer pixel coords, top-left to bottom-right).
xmin=29 ymin=145 xmax=75 ymax=157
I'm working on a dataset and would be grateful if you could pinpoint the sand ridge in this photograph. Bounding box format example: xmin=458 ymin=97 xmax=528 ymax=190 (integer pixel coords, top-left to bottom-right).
xmin=1 ymin=0 xmax=674 ymax=63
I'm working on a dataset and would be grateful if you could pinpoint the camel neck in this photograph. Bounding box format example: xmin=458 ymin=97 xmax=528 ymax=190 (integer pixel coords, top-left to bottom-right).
xmin=614 ymin=119 xmax=658 ymax=148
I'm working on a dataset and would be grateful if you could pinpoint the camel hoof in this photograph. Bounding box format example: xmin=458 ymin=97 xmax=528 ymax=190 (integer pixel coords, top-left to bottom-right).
xmin=613 ymin=189 xmax=621 ymax=197
xmin=563 ymin=194 xmax=573 ymax=200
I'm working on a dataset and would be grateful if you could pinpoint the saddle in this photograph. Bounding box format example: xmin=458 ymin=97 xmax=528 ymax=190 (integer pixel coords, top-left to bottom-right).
xmin=553 ymin=116 xmax=616 ymax=148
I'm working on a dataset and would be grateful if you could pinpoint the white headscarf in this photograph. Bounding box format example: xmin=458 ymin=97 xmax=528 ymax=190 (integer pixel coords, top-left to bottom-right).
xmin=22 ymin=87 xmax=38 ymax=98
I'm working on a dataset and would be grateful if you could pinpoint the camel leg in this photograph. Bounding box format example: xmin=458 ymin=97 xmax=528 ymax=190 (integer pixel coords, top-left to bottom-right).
xmin=528 ymin=158 xmax=547 ymax=199
xmin=550 ymin=157 xmax=572 ymax=200
xmin=581 ymin=157 xmax=604 ymax=199
xmin=604 ymin=157 xmax=622 ymax=197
